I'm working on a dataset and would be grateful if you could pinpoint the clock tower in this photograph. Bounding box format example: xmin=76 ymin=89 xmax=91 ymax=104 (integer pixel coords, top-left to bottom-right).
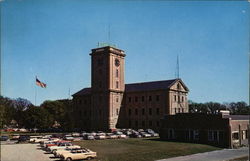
xmin=90 ymin=46 xmax=125 ymax=131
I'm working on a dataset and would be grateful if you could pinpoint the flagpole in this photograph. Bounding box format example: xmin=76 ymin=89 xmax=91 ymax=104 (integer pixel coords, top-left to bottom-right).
xmin=35 ymin=76 xmax=37 ymax=106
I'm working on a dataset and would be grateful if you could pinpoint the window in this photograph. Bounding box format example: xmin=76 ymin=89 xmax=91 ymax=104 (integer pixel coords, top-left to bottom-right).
xmin=174 ymin=95 xmax=176 ymax=102
xmin=79 ymin=100 xmax=82 ymax=104
xmin=182 ymin=96 xmax=184 ymax=102
xmin=149 ymin=108 xmax=152 ymax=115
xmin=168 ymin=129 xmax=175 ymax=139
xmin=99 ymin=110 xmax=102 ymax=116
xmin=128 ymin=109 xmax=131 ymax=116
xmin=174 ymin=108 xmax=177 ymax=113
xmin=149 ymin=96 xmax=152 ymax=101
xmin=116 ymin=69 xmax=119 ymax=77
xmin=116 ymin=81 xmax=119 ymax=88
xmin=116 ymin=97 xmax=119 ymax=102
xmin=208 ymin=130 xmax=220 ymax=141
xmin=84 ymin=100 xmax=87 ymax=105
xmin=129 ymin=97 xmax=131 ymax=102
xmin=178 ymin=96 xmax=180 ymax=102
xmin=156 ymin=108 xmax=160 ymax=115
xmin=142 ymin=96 xmax=145 ymax=102
xmin=135 ymin=109 xmax=138 ymax=115
xmin=116 ymin=108 xmax=119 ymax=115
xmin=232 ymin=132 xmax=239 ymax=140
xmin=99 ymin=82 xmax=102 ymax=88
xmin=177 ymin=83 xmax=180 ymax=89
xmin=156 ymin=95 xmax=160 ymax=101
xmin=142 ymin=108 xmax=145 ymax=115
xmin=135 ymin=97 xmax=138 ymax=102
xmin=194 ymin=130 xmax=199 ymax=140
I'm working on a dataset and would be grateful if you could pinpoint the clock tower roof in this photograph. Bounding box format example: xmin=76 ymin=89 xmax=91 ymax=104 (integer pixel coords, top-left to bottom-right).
xmin=90 ymin=46 xmax=126 ymax=57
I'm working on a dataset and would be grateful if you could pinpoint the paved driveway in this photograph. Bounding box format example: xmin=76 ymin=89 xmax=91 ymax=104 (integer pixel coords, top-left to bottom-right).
xmin=157 ymin=147 xmax=249 ymax=161
xmin=1 ymin=143 xmax=58 ymax=161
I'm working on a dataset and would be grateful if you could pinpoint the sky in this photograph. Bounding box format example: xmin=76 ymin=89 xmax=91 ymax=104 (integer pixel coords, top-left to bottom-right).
xmin=1 ymin=0 xmax=249 ymax=105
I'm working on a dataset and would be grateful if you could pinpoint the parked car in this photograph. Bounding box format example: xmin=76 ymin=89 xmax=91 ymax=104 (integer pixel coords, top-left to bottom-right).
xmin=140 ymin=132 xmax=151 ymax=138
xmin=84 ymin=134 xmax=95 ymax=140
xmin=129 ymin=133 xmax=142 ymax=138
xmin=11 ymin=134 xmax=20 ymax=140
xmin=0 ymin=135 xmax=9 ymax=141
xmin=60 ymin=148 xmax=97 ymax=161
xmin=18 ymin=135 xmax=30 ymax=143
xmin=106 ymin=133 xmax=118 ymax=139
xmin=49 ymin=142 xmax=80 ymax=153
xmin=54 ymin=147 xmax=82 ymax=158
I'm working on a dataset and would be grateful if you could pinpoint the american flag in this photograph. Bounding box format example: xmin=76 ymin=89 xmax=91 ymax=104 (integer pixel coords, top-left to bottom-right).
xmin=36 ymin=77 xmax=46 ymax=88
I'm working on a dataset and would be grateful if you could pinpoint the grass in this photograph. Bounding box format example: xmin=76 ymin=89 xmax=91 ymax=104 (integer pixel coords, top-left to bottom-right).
xmin=73 ymin=137 xmax=220 ymax=161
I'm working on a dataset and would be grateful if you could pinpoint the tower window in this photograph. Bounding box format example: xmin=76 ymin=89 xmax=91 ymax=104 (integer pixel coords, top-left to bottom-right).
xmin=182 ymin=96 xmax=184 ymax=102
xmin=156 ymin=108 xmax=160 ymax=115
xmin=116 ymin=69 xmax=119 ymax=77
xmin=149 ymin=96 xmax=152 ymax=101
xmin=116 ymin=81 xmax=119 ymax=88
xmin=116 ymin=97 xmax=119 ymax=102
xmin=174 ymin=95 xmax=176 ymax=102
xmin=116 ymin=108 xmax=119 ymax=115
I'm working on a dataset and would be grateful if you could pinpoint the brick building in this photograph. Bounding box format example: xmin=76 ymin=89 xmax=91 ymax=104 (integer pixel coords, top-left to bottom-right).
xmin=160 ymin=112 xmax=249 ymax=148
xmin=72 ymin=46 xmax=189 ymax=131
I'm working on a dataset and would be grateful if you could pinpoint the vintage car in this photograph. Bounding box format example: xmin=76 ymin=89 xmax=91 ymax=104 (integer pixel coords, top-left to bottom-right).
xmin=60 ymin=148 xmax=97 ymax=161
xmin=48 ymin=142 xmax=80 ymax=153
xmin=54 ymin=147 xmax=82 ymax=158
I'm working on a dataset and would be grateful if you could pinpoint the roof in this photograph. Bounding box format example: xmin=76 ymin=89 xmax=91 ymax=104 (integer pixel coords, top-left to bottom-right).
xmin=223 ymin=115 xmax=249 ymax=120
xmin=125 ymin=79 xmax=187 ymax=92
xmin=72 ymin=79 xmax=188 ymax=96
xmin=72 ymin=88 xmax=91 ymax=96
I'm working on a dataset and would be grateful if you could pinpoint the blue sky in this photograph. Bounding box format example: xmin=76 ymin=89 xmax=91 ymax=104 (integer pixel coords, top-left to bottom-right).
xmin=1 ymin=0 xmax=249 ymax=105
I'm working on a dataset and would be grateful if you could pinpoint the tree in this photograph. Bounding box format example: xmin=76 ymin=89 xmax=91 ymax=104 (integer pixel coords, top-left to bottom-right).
xmin=41 ymin=100 xmax=67 ymax=127
xmin=23 ymin=106 xmax=53 ymax=129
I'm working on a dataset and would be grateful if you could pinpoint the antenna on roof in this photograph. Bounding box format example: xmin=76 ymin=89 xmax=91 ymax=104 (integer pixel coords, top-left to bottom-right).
xmin=175 ymin=54 xmax=180 ymax=79
xmin=108 ymin=24 xmax=111 ymax=43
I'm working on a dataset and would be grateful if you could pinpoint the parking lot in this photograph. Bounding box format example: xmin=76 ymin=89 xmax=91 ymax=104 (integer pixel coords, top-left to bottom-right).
xmin=1 ymin=143 xmax=58 ymax=161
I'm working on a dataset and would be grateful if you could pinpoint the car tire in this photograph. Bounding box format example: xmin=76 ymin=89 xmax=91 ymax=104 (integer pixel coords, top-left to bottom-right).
xmin=66 ymin=157 xmax=72 ymax=161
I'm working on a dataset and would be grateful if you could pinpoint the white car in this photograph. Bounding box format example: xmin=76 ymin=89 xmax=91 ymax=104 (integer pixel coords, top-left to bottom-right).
xmin=49 ymin=142 xmax=80 ymax=153
xmin=54 ymin=147 xmax=82 ymax=158
xmin=60 ymin=149 xmax=97 ymax=161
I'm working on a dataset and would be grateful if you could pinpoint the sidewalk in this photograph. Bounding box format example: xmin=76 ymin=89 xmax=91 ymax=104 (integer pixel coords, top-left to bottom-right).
xmin=157 ymin=147 xmax=249 ymax=161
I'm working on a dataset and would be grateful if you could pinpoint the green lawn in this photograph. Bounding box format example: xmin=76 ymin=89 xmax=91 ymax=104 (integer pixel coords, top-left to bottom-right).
xmin=73 ymin=138 xmax=220 ymax=161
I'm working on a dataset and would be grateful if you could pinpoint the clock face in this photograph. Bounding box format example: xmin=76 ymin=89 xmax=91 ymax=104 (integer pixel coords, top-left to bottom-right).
xmin=115 ymin=58 xmax=120 ymax=67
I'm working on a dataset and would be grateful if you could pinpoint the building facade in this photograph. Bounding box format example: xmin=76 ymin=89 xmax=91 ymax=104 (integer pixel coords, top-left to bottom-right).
xmin=160 ymin=112 xmax=249 ymax=148
xmin=72 ymin=46 xmax=189 ymax=131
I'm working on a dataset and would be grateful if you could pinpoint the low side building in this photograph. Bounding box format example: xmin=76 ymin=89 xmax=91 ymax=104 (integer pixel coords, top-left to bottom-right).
xmin=160 ymin=113 xmax=249 ymax=148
